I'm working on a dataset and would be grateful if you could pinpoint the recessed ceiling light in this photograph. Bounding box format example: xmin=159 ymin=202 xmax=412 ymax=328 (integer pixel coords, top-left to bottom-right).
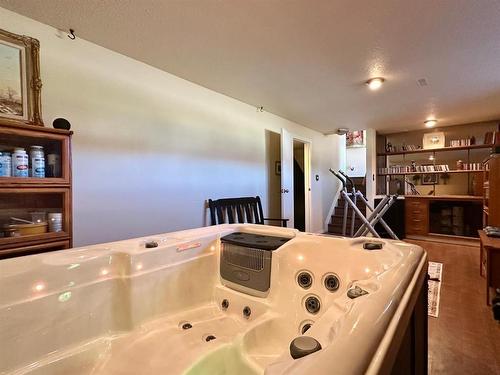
xmin=424 ymin=119 xmax=437 ymax=128
xmin=366 ymin=77 xmax=385 ymax=91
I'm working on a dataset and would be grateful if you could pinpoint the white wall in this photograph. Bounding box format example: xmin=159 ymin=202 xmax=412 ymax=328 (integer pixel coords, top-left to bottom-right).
xmin=1 ymin=8 xmax=342 ymax=245
xmin=346 ymin=147 xmax=366 ymax=178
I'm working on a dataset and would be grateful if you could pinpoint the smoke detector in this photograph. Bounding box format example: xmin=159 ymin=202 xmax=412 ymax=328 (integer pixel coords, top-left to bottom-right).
xmin=417 ymin=78 xmax=428 ymax=87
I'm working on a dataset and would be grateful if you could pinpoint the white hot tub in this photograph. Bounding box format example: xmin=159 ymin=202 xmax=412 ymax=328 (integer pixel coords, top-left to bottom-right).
xmin=0 ymin=225 xmax=427 ymax=375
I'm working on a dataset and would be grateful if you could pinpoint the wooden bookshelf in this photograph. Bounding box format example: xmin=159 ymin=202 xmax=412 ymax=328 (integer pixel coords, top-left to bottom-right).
xmin=377 ymin=143 xmax=493 ymax=156
xmin=378 ymin=169 xmax=483 ymax=176
xmin=0 ymin=122 xmax=73 ymax=258
xmin=376 ymin=122 xmax=499 ymax=241
xmin=483 ymin=154 xmax=500 ymax=227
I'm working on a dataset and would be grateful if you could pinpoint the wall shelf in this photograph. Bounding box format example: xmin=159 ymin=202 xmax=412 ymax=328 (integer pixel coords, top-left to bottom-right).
xmin=379 ymin=169 xmax=483 ymax=176
xmin=0 ymin=231 xmax=70 ymax=251
xmin=0 ymin=177 xmax=70 ymax=187
xmin=377 ymin=143 xmax=493 ymax=156
xmin=375 ymin=122 xmax=499 ymax=241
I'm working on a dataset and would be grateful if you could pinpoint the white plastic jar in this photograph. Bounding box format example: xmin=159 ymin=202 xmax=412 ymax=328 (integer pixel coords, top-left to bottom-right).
xmin=12 ymin=148 xmax=29 ymax=177
xmin=30 ymin=145 xmax=45 ymax=178
xmin=0 ymin=152 xmax=12 ymax=177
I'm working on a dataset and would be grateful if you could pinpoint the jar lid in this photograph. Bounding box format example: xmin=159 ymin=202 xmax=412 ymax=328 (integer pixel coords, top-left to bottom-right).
xmin=13 ymin=148 xmax=26 ymax=153
xmin=30 ymin=145 xmax=44 ymax=150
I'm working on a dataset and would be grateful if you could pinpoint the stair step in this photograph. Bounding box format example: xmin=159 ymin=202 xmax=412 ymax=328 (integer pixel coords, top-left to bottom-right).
xmin=330 ymin=220 xmax=364 ymax=228
xmin=336 ymin=199 xmax=366 ymax=207
xmin=333 ymin=210 xmax=366 ymax=220
xmin=327 ymin=224 xmax=363 ymax=236
xmin=331 ymin=213 xmax=364 ymax=221
xmin=328 ymin=222 xmax=363 ymax=231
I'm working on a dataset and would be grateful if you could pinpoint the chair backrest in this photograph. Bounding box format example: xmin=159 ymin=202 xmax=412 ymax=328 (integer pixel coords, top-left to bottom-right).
xmin=208 ymin=196 xmax=265 ymax=225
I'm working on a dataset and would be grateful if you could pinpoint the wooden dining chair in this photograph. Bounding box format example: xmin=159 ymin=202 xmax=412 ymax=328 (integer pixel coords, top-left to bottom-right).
xmin=208 ymin=196 xmax=288 ymax=227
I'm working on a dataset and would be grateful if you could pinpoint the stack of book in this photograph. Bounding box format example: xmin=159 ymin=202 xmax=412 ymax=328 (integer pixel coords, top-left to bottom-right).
xmin=378 ymin=164 xmax=450 ymax=174
xmin=401 ymin=144 xmax=421 ymax=151
xmin=416 ymin=164 xmax=450 ymax=172
xmin=450 ymin=138 xmax=473 ymax=147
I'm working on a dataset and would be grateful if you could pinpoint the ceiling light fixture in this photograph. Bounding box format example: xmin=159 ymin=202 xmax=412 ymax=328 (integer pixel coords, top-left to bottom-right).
xmin=424 ymin=119 xmax=438 ymax=128
xmin=366 ymin=77 xmax=385 ymax=91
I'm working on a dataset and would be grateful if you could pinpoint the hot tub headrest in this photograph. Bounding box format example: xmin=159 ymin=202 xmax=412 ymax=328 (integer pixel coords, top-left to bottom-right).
xmin=221 ymin=232 xmax=291 ymax=251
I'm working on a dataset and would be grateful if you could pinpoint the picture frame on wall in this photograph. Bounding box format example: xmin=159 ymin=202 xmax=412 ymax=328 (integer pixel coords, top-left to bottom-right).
xmin=0 ymin=27 xmax=43 ymax=126
xmin=422 ymin=173 xmax=439 ymax=185
xmin=346 ymin=130 xmax=365 ymax=148
xmin=422 ymin=132 xmax=445 ymax=149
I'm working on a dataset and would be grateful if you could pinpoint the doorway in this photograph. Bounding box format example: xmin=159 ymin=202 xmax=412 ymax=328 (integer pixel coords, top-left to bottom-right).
xmin=293 ymin=140 xmax=306 ymax=231
xmin=265 ymin=130 xmax=282 ymax=223
xmin=265 ymin=129 xmax=311 ymax=231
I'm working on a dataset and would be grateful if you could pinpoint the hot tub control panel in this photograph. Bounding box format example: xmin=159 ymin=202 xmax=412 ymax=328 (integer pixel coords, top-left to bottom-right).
xmin=220 ymin=232 xmax=290 ymax=296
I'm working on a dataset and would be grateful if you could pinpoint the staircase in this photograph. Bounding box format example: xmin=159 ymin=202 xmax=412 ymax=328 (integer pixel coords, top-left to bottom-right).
xmin=328 ymin=177 xmax=366 ymax=236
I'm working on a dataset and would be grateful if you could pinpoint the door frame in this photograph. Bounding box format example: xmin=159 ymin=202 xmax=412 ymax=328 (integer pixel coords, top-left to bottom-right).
xmin=281 ymin=128 xmax=312 ymax=232
xmin=295 ymin=136 xmax=312 ymax=232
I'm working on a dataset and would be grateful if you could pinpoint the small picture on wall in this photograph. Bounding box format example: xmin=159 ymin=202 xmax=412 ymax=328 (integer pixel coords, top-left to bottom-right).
xmin=422 ymin=173 xmax=439 ymax=185
xmin=275 ymin=161 xmax=281 ymax=175
xmin=346 ymin=130 xmax=365 ymax=148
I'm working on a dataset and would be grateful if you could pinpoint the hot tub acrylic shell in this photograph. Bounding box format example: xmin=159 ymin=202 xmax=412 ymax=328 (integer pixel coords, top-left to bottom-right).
xmin=0 ymin=224 xmax=427 ymax=375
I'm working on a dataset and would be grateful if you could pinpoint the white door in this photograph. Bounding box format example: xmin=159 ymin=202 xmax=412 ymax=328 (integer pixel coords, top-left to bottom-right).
xmin=281 ymin=128 xmax=294 ymax=228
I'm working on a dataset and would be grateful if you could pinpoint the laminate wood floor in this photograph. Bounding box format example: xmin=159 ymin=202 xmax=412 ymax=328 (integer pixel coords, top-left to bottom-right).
xmin=406 ymin=239 xmax=500 ymax=375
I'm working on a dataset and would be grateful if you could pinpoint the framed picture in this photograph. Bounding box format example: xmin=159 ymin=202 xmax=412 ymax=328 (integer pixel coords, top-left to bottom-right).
xmin=422 ymin=173 xmax=439 ymax=185
xmin=0 ymin=28 xmax=43 ymax=126
xmin=422 ymin=132 xmax=445 ymax=149
xmin=346 ymin=130 xmax=365 ymax=148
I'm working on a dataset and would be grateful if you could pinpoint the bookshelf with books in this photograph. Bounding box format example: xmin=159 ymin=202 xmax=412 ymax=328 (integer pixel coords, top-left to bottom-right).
xmin=483 ymin=154 xmax=500 ymax=227
xmin=375 ymin=121 xmax=499 ymax=242
xmin=376 ymin=122 xmax=498 ymax=197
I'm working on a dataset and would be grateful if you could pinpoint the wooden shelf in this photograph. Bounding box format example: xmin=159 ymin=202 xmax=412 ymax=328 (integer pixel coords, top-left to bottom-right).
xmin=0 ymin=122 xmax=72 ymax=258
xmin=377 ymin=144 xmax=493 ymax=156
xmin=0 ymin=177 xmax=70 ymax=187
xmin=404 ymin=195 xmax=483 ymax=202
xmin=0 ymin=231 xmax=70 ymax=250
xmin=0 ymin=120 xmax=72 ymax=136
xmin=483 ymin=154 xmax=500 ymax=227
xmin=379 ymin=169 xmax=484 ymax=176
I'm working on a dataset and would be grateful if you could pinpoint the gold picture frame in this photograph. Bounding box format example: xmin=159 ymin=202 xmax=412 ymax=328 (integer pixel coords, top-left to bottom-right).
xmin=0 ymin=27 xmax=43 ymax=126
